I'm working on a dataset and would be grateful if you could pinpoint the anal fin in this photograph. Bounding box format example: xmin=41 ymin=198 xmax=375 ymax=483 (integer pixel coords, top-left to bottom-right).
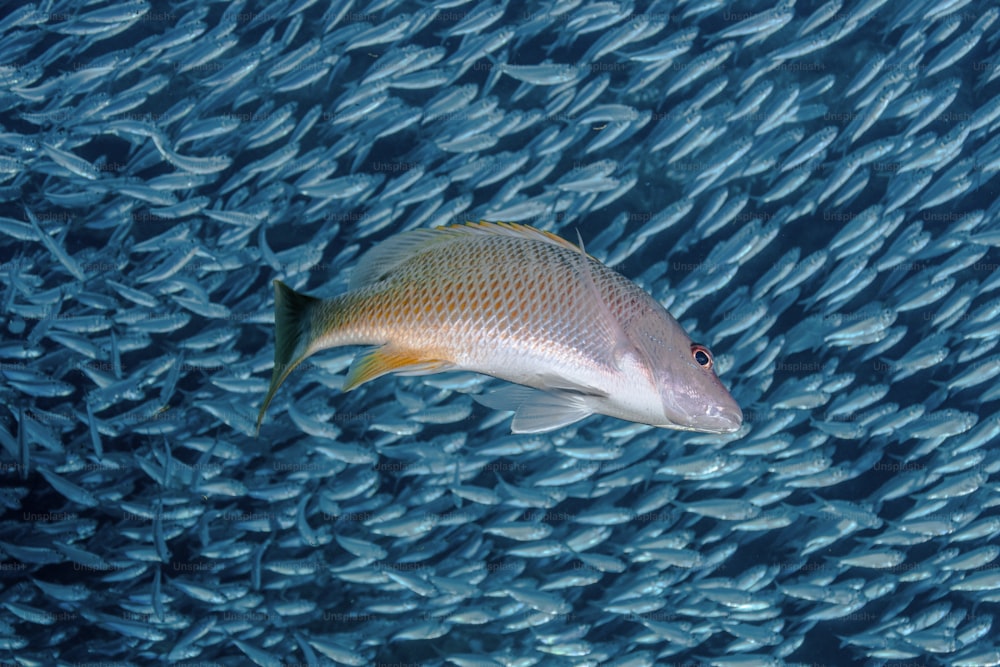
xmin=343 ymin=345 xmax=454 ymax=391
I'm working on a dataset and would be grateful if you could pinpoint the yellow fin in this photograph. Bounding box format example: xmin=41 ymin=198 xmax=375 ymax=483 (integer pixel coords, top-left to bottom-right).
xmin=343 ymin=346 xmax=454 ymax=391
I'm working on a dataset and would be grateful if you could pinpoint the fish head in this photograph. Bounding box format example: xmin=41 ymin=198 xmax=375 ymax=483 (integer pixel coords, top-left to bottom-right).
xmin=630 ymin=308 xmax=743 ymax=434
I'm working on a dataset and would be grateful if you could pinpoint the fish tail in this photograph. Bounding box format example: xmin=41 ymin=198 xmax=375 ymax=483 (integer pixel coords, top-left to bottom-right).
xmin=257 ymin=280 xmax=321 ymax=435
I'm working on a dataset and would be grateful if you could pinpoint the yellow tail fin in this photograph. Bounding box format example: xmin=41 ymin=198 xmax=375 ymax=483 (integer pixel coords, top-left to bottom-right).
xmin=257 ymin=280 xmax=319 ymax=435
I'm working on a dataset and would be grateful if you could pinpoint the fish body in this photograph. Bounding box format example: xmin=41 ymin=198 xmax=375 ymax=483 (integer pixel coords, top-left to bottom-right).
xmin=258 ymin=221 xmax=741 ymax=435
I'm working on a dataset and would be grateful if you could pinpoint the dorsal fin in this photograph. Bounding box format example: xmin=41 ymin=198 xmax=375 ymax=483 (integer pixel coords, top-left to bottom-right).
xmin=349 ymin=220 xmax=584 ymax=289
xmin=449 ymin=220 xmax=584 ymax=253
xmin=349 ymin=227 xmax=449 ymax=289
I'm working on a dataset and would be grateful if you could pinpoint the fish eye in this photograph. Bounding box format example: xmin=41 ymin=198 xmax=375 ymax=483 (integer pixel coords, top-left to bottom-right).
xmin=691 ymin=344 xmax=713 ymax=370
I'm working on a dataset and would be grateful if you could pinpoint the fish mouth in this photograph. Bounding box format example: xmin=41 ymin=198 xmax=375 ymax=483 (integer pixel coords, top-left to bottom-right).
xmin=704 ymin=402 xmax=744 ymax=433
xmin=661 ymin=403 xmax=743 ymax=434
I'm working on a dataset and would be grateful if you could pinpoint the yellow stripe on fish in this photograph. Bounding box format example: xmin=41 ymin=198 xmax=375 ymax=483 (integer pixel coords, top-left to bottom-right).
xmin=257 ymin=221 xmax=742 ymax=435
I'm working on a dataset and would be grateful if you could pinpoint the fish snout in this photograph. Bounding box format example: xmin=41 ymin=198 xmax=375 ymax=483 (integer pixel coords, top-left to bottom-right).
xmin=704 ymin=397 xmax=744 ymax=433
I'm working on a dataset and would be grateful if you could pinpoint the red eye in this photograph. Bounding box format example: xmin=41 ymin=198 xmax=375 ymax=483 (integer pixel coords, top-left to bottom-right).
xmin=691 ymin=344 xmax=713 ymax=370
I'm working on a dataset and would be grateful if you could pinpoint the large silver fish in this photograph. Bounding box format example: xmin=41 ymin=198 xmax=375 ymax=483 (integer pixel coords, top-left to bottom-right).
xmin=258 ymin=221 xmax=742 ymax=435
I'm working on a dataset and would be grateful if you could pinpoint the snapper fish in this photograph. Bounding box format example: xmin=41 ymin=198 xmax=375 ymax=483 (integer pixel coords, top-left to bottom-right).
xmin=257 ymin=221 xmax=742 ymax=435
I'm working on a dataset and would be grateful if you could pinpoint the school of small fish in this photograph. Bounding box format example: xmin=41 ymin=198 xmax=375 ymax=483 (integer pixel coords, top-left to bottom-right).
xmin=2 ymin=0 xmax=999 ymax=665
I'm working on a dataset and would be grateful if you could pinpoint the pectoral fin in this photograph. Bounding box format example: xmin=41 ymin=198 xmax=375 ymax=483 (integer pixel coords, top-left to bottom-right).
xmin=572 ymin=230 xmax=641 ymax=371
xmin=343 ymin=346 xmax=454 ymax=391
xmin=474 ymin=384 xmax=596 ymax=434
